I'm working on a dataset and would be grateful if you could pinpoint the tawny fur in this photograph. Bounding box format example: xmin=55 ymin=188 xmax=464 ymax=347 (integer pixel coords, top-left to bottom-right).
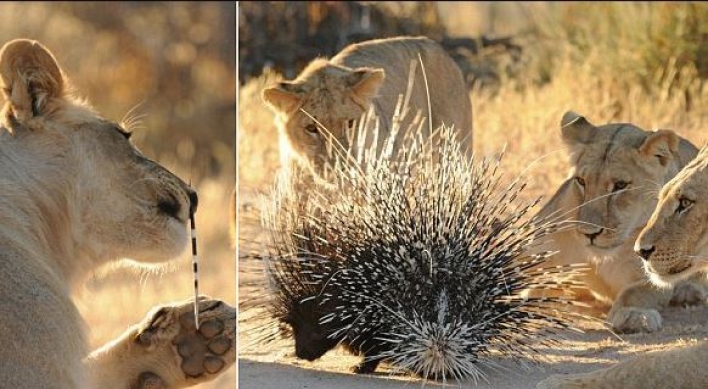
xmin=537 ymin=147 xmax=708 ymax=389
xmin=530 ymin=111 xmax=706 ymax=334
xmin=0 ymin=39 xmax=233 ymax=388
xmin=262 ymin=36 xmax=473 ymax=177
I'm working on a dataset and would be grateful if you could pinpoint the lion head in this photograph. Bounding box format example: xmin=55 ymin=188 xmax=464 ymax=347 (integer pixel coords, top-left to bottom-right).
xmin=0 ymin=39 xmax=197 ymax=281
xmin=552 ymin=111 xmax=697 ymax=252
xmin=262 ymin=59 xmax=385 ymax=175
xmin=635 ymin=147 xmax=708 ymax=287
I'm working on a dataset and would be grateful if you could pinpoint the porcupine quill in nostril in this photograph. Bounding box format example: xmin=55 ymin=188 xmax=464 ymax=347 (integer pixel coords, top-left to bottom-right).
xmin=190 ymin=208 xmax=200 ymax=330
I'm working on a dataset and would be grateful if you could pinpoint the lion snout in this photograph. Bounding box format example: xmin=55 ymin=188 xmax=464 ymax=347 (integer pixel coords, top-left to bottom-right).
xmin=635 ymin=245 xmax=656 ymax=261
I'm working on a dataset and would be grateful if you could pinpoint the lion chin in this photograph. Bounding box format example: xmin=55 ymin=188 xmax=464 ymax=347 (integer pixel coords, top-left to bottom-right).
xmin=645 ymin=260 xmax=702 ymax=289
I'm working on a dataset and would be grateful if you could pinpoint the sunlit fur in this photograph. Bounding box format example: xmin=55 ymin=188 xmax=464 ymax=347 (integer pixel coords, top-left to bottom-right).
xmin=0 ymin=39 xmax=196 ymax=388
xmin=538 ymin=147 xmax=708 ymax=389
xmin=262 ymin=36 xmax=473 ymax=179
xmin=531 ymin=111 xmax=702 ymax=333
xmin=637 ymin=146 xmax=708 ymax=287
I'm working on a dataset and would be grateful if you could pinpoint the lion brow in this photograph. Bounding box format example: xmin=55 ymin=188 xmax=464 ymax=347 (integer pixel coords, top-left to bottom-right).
xmin=603 ymin=125 xmax=629 ymax=163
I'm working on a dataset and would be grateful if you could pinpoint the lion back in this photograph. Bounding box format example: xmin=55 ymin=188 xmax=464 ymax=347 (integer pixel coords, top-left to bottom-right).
xmin=331 ymin=36 xmax=473 ymax=149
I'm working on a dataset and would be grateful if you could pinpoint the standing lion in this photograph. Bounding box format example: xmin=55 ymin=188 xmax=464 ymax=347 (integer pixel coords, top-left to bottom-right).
xmin=262 ymin=36 xmax=473 ymax=178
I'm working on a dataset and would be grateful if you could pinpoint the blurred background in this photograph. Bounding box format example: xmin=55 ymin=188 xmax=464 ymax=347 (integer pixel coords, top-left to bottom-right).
xmin=0 ymin=2 xmax=235 ymax=388
xmin=238 ymin=0 xmax=708 ymax=380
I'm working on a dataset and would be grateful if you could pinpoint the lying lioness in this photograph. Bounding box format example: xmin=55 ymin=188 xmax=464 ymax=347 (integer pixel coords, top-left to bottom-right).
xmin=537 ymin=146 xmax=708 ymax=389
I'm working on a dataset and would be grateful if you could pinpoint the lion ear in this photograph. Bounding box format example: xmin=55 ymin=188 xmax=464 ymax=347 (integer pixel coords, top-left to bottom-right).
xmin=639 ymin=129 xmax=680 ymax=166
xmin=262 ymin=82 xmax=302 ymax=114
xmin=348 ymin=68 xmax=385 ymax=104
xmin=0 ymin=39 xmax=65 ymax=125
xmin=560 ymin=111 xmax=596 ymax=146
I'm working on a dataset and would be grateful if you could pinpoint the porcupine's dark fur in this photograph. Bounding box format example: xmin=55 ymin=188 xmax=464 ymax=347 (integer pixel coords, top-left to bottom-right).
xmin=245 ymin=99 xmax=590 ymax=383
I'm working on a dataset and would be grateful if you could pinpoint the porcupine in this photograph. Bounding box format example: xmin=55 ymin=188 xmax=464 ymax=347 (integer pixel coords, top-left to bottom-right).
xmin=246 ymin=106 xmax=592 ymax=383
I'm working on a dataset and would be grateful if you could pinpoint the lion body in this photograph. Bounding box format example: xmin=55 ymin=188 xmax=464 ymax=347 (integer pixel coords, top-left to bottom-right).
xmin=534 ymin=112 xmax=705 ymax=333
xmin=0 ymin=39 xmax=233 ymax=388
xmin=262 ymin=36 xmax=473 ymax=177
xmin=536 ymin=142 xmax=708 ymax=389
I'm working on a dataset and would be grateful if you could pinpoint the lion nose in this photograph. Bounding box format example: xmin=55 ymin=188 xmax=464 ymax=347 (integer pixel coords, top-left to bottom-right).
xmin=636 ymin=245 xmax=655 ymax=261
xmin=187 ymin=188 xmax=199 ymax=215
xmin=583 ymin=228 xmax=603 ymax=244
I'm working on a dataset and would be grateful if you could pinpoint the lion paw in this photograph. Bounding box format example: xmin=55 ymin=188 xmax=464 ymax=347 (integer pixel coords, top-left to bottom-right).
xmin=133 ymin=296 xmax=236 ymax=388
xmin=606 ymin=306 xmax=662 ymax=333
xmin=670 ymin=282 xmax=707 ymax=307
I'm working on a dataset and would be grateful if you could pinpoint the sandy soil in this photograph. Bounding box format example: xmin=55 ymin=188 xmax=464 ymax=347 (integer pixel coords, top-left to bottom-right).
xmin=237 ymin=190 xmax=708 ymax=389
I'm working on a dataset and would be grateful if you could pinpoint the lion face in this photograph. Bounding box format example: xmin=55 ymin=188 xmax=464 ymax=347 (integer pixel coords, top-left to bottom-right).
xmin=72 ymin=120 xmax=197 ymax=263
xmin=635 ymin=148 xmax=708 ymax=287
xmin=557 ymin=112 xmax=695 ymax=252
xmin=262 ymin=60 xmax=385 ymax=176
xmin=0 ymin=39 xmax=196 ymax=271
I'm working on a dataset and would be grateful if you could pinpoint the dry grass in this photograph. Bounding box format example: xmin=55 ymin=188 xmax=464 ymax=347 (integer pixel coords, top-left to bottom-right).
xmin=1 ymin=2 xmax=235 ymax=388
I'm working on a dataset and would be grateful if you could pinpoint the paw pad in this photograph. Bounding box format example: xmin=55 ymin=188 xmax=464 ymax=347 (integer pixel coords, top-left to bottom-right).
xmin=172 ymin=314 xmax=233 ymax=377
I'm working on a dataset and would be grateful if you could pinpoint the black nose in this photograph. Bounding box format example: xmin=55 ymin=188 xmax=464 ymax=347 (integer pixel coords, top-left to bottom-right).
xmin=187 ymin=188 xmax=198 ymax=215
xmin=584 ymin=229 xmax=603 ymax=244
xmin=637 ymin=246 xmax=655 ymax=261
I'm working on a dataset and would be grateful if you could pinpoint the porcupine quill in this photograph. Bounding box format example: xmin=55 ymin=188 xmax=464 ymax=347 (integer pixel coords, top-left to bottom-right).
xmin=241 ymin=64 xmax=594 ymax=384
xmin=190 ymin=208 xmax=200 ymax=330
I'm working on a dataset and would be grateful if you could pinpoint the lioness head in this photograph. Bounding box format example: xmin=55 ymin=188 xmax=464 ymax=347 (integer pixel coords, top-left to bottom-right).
xmin=0 ymin=39 xmax=196 ymax=274
xmin=262 ymin=59 xmax=385 ymax=176
xmin=635 ymin=147 xmax=708 ymax=287
xmin=557 ymin=111 xmax=697 ymax=251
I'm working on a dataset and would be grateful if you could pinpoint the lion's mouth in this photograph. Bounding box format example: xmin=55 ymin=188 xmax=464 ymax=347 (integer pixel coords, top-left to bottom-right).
xmin=586 ymin=239 xmax=623 ymax=251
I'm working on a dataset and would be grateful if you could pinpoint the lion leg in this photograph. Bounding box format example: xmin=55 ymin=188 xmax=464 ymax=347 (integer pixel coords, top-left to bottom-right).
xmin=668 ymin=273 xmax=708 ymax=307
xmin=607 ymin=274 xmax=707 ymax=334
xmin=536 ymin=340 xmax=708 ymax=389
xmin=606 ymin=280 xmax=671 ymax=333
xmin=85 ymin=296 xmax=235 ymax=389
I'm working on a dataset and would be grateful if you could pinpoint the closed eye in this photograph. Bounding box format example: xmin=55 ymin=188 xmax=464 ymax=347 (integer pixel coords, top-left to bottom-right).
xmin=574 ymin=176 xmax=585 ymax=187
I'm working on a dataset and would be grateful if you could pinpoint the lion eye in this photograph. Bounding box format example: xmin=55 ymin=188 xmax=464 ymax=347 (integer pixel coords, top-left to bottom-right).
xmin=675 ymin=196 xmax=694 ymax=214
xmin=613 ymin=180 xmax=630 ymax=192
xmin=347 ymin=119 xmax=357 ymax=128
xmin=304 ymin=124 xmax=319 ymax=136
xmin=574 ymin=177 xmax=585 ymax=187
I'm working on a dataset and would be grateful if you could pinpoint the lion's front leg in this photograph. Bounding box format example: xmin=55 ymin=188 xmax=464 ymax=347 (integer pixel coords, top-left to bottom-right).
xmin=607 ymin=276 xmax=707 ymax=333
xmin=85 ymin=297 xmax=236 ymax=389
xmin=606 ymin=280 xmax=670 ymax=333
xmin=536 ymin=341 xmax=708 ymax=389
